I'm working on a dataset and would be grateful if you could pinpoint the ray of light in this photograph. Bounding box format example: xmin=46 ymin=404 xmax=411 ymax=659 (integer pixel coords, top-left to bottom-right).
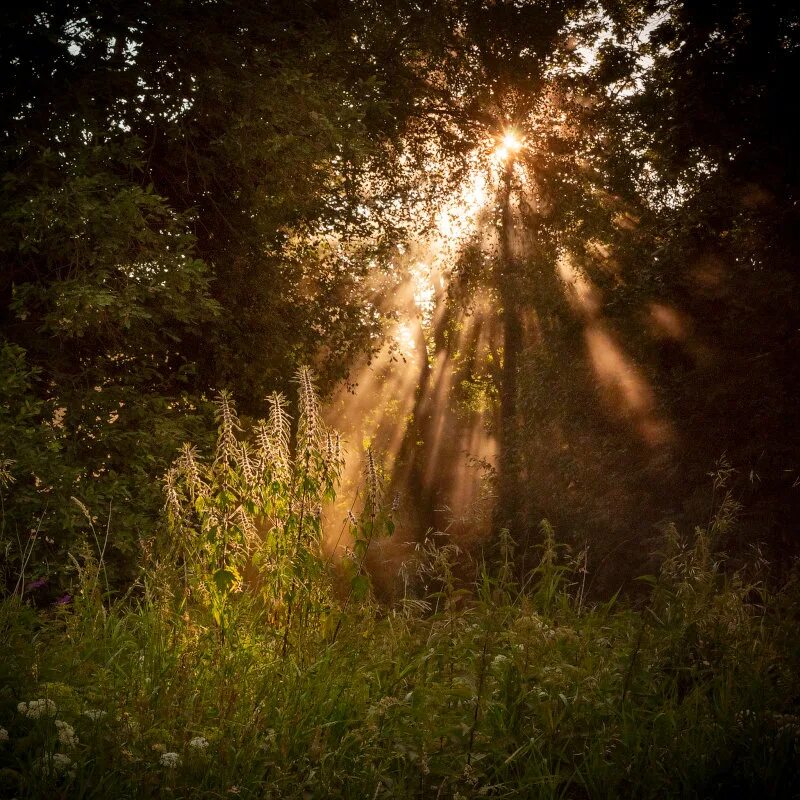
xmin=322 ymin=140 xmax=513 ymax=568
xmin=558 ymin=250 xmax=673 ymax=446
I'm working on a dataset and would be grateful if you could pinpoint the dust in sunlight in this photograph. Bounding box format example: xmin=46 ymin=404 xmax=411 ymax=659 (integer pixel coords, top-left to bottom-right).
xmin=323 ymin=120 xmax=676 ymax=564
xmin=323 ymin=142 xmax=504 ymax=563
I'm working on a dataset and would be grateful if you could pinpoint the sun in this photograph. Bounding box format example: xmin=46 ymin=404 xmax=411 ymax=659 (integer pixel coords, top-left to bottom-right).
xmin=494 ymin=129 xmax=523 ymax=162
xmin=502 ymin=130 xmax=522 ymax=152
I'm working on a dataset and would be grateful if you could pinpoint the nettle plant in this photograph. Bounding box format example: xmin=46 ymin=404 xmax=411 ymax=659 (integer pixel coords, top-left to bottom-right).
xmin=163 ymin=368 xmax=354 ymax=639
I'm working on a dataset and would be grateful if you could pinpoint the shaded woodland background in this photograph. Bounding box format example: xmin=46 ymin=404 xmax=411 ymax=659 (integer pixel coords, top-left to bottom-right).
xmin=2 ymin=0 xmax=799 ymax=597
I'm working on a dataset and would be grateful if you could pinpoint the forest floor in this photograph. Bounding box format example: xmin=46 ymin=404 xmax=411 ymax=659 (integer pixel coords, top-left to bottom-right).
xmin=2 ymin=529 xmax=799 ymax=800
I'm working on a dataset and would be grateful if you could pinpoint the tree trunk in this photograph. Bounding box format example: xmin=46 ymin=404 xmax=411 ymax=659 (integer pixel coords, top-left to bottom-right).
xmin=497 ymin=159 xmax=524 ymax=534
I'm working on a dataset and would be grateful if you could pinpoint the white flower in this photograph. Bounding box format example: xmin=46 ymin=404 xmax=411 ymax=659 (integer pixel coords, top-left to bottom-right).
xmin=55 ymin=719 xmax=78 ymax=748
xmin=52 ymin=752 xmax=75 ymax=774
xmin=492 ymin=654 xmax=509 ymax=670
xmin=462 ymin=762 xmax=479 ymax=785
xmin=35 ymin=752 xmax=76 ymax=778
xmin=189 ymin=736 xmax=209 ymax=750
xmin=260 ymin=728 xmax=277 ymax=750
xmin=0 ymin=727 xmax=8 ymax=742
xmin=82 ymin=709 xmax=107 ymax=721
xmin=160 ymin=751 xmax=180 ymax=768
xmin=17 ymin=699 xmax=56 ymax=719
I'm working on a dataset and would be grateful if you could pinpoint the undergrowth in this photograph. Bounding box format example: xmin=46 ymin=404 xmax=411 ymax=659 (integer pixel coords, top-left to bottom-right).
xmin=1 ymin=377 xmax=798 ymax=799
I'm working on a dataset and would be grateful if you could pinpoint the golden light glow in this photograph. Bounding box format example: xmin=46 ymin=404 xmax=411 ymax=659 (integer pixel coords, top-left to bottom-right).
xmin=434 ymin=171 xmax=488 ymax=246
xmin=322 ymin=138 xmax=526 ymax=567
xmin=502 ymin=131 xmax=522 ymax=152
xmin=558 ymin=249 xmax=673 ymax=446
xmin=395 ymin=321 xmax=417 ymax=353
xmin=495 ymin=129 xmax=523 ymax=162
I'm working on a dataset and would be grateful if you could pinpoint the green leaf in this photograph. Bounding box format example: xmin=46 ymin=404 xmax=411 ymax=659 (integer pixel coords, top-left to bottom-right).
xmin=212 ymin=567 xmax=240 ymax=594
xmin=350 ymin=574 xmax=370 ymax=601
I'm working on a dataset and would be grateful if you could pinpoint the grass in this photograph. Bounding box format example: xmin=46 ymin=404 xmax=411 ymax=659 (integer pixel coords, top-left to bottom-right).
xmin=2 ymin=386 xmax=798 ymax=798
xmin=1 ymin=527 xmax=799 ymax=799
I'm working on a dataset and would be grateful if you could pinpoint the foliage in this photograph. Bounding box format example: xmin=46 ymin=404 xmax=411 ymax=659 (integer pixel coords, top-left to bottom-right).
xmin=0 ymin=127 xmax=219 ymax=591
xmin=164 ymin=373 xmax=329 ymax=637
xmin=4 ymin=0 xmax=799 ymax=593
xmin=161 ymin=370 xmax=395 ymax=647
xmin=0 ymin=330 xmax=215 ymax=593
xmin=0 ymin=0 xmax=433 ymax=594
xmin=0 ymin=514 xmax=797 ymax=798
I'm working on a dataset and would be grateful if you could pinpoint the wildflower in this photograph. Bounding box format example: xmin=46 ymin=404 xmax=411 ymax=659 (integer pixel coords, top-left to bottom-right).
xmin=82 ymin=709 xmax=107 ymax=721
xmin=0 ymin=727 xmax=8 ymax=742
xmin=17 ymin=699 xmax=56 ymax=718
xmin=35 ymin=752 xmax=76 ymax=778
xmin=54 ymin=594 xmax=72 ymax=606
xmin=462 ymin=762 xmax=479 ymax=786
xmin=365 ymin=447 xmax=382 ymax=512
xmin=55 ymin=720 xmax=78 ymax=748
xmin=189 ymin=736 xmax=209 ymax=750
xmin=420 ymin=750 xmax=430 ymax=775
xmin=163 ymin=467 xmax=182 ymax=517
xmin=736 ymin=709 xmax=757 ymax=727
xmin=214 ymin=390 xmax=241 ymax=465
xmin=159 ymin=751 xmax=180 ymax=768
xmin=53 ymin=752 xmax=76 ymax=777
xmin=261 ymin=728 xmax=277 ymax=750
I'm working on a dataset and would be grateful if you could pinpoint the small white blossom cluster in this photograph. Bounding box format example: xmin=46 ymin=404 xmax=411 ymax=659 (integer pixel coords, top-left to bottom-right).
xmin=160 ymin=751 xmax=180 ymax=768
xmin=82 ymin=709 xmax=107 ymax=721
xmin=189 ymin=736 xmax=209 ymax=750
xmin=491 ymin=654 xmax=509 ymax=672
xmin=515 ymin=613 xmax=558 ymax=641
xmin=462 ymin=762 xmax=479 ymax=786
xmin=35 ymin=752 xmax=76 ymax=778
xmin=17 ymin=699 xmax=56 ymax=719
xmin=260 ymin=728 xmax=277 ymax=750
xmin=735 ymin=709 xmax=757 ymax=727
xmin=0 ymin=727 xmax=9 ymax=742
xmin=52 ymin=752 xmax=75 ymax=775
xmin=55 ymin=719 xmax=78 ymax=748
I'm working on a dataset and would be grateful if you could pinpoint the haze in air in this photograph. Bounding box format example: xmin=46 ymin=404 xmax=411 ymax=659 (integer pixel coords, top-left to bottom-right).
xmin=1 ymin=2 xmax=799 ymax=797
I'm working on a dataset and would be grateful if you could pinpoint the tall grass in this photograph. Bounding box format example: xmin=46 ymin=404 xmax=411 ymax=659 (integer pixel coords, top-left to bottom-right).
xmin=0 ymin=380 xmax=798 ymax=798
